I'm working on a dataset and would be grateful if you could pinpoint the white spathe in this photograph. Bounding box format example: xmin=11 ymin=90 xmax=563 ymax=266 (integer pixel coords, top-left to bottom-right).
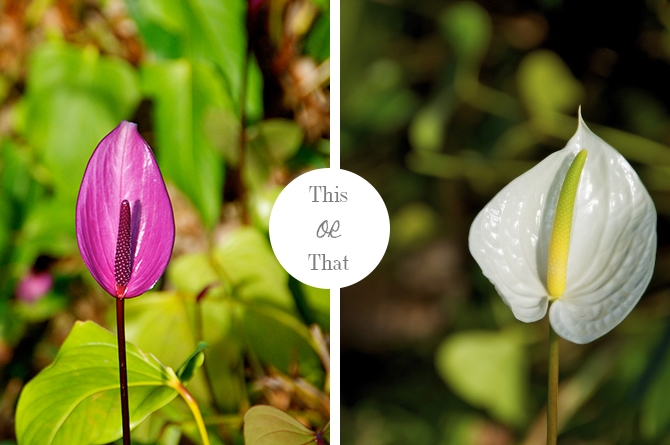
xmin=469 ymin=113 xmax=657 ymax=344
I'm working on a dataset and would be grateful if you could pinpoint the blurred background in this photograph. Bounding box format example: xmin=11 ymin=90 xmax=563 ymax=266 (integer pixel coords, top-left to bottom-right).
xmin=0 ymin=0 xmax=329 ymax=444
xmin=341 ymin=0 xmax=670 ymax=444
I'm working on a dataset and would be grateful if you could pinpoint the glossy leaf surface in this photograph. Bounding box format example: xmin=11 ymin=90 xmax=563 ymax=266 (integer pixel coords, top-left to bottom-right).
xmin=15 ymin=321 xmax=178 ymax=445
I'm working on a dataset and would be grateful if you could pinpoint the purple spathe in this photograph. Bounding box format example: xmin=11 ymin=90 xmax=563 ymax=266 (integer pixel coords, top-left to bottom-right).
xmin=76 ymin=121 xmax=175 ymax=298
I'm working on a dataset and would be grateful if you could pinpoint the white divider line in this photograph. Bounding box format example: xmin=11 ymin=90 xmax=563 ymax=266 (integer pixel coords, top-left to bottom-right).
xmin=329 ymin=287 xmax=340 ymax=444
xmin=331 ymin=1 xmax=341 ymax=442
xmin=330 ymin=0 xmax=340 ymax=171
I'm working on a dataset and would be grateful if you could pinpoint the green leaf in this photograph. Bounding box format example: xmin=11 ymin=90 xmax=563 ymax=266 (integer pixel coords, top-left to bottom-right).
xmin=239 ymin=303 xmax=324 ymax=386
xmin=167 ymin=253 xmax=220 ymax=296
xmin=124 ymin=290 xmax=246 ymax=412
xmin=142 ymin=59 xmax=233 ymax=228
xmin=517 ymin=50 xmax=584 ymax=116
xmin=305 ymin=11 xmax=330 ymax=63
xmin=321 ymin=423 xmax=329 ymax=443
xmin=249 ymin=119 xmax=305 ymax=163
xmin=211 ymin=226 xmax=295 ymax=310
xmin=14 ymin=197 xmax=77 ymax=270
xmin=302 ymin=283 xmax=330 ymax=330
xmin=245 ymin=120 xmax=304 ymax=192
xmin=16 ymin=321 xmax=179 ymax=445
xmin=128 ymin=0 xmax=247 ymax=105
xmin=0 ymin=138 xmax=44 ymax=211
xmin=177 ymin=342 xmax=208 ymax=383
xmin=0 ymin=188 xmax=11 ymax=265
xmin=14 ymin=292 xmax=68 ymax=323
xmin=124 ymin=291 xmax=210 ymax=404
xmin=409 ymin=105 xmax=445 ymax=152
xmin=20 ymin=41 xmax=140 ymax=202
xmin=0 ymin=300 xmax=26 ymax=346
xmin=435 ymin=330 xmax=528 ymax=427
xmin=642 ymin=338 xmax=670 ymax=439
xmin=289 ymin=280 xmax=330 ymax=330
xmin=246 ymin=55 xmax=265 ymax=124
xmin=250 ymin=186 xmax=282 ymax=233
xmin=244 ymin=405 xmax=321 ymax=445
xmin=440 ymin=2 xmax=492 ymax=66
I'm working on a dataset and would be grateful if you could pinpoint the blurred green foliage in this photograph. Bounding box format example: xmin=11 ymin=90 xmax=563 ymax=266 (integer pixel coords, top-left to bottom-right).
xmin=342 ymin=0 xmax=670 ymax=444
xmin=0 ymin=0 xmax=329 ymax=443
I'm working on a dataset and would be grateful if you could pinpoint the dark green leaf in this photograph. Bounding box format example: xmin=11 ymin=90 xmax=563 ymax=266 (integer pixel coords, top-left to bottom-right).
xmin=305 ymin=12 xmax=330 ymax=63
xmin=239 ymin=304 xmax=324 ymax=386
xmin=177 ymin=342 xmax=208 ymax=383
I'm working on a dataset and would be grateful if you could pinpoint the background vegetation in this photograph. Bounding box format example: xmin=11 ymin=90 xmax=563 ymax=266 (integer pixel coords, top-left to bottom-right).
xmin=0 ymin=0 xmax=330 ymax=443
xmin=341 ymin=0 xmax=670 ymax=444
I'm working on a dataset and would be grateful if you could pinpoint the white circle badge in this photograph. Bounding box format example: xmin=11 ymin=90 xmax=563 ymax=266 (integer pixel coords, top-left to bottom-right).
xmin=269 ymin=168 xmax=390 ymax=289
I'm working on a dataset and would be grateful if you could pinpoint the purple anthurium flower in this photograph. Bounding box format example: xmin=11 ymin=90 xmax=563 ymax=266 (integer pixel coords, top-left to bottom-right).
xmin=76 ymin=121 xmax=175 ymax=299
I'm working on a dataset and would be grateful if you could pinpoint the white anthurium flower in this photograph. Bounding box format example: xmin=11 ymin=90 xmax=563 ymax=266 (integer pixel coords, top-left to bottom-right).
xmin=469 ymin=112 xmax=657 ymax=344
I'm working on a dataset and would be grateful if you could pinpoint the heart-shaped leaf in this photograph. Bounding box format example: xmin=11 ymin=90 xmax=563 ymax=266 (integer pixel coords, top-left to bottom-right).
xmin=16 ymin=321 xmax=179 ymax=445
xmin=244 ymin=405 xmax=327 ymax=445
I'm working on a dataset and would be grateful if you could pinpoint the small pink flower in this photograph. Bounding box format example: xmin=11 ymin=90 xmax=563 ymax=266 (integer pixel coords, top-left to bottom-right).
xmin=16 ymin=270 xmax=53 ymax=303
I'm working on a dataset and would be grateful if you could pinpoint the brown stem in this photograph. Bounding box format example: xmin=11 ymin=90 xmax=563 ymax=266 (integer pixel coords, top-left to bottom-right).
xmin=116 ymin=297 xmax=131 ymax=445
xmin=547 ymin=322 xmax=559 ymax=445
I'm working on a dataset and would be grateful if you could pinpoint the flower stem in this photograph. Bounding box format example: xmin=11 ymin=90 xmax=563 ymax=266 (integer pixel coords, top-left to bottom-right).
xmin=547 ymin=322 xmax=559 ymax=445
xmin=116 ymin=297 xmax=131 ymax=445
xmin=172 ymin=380 xmax=211 ymax=445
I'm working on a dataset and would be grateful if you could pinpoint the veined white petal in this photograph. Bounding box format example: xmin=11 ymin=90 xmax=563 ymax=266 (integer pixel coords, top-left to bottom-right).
xmin=469 ymin=112 xmax=656 ymax=343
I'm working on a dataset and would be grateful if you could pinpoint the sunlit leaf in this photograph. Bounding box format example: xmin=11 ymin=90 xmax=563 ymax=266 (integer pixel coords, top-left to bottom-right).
xmin=124 ymin=290 xmax=245 ymax=415
xmin=211 ymin=226 xmax=295 ymax=310
xmin=167 ymin=253 xmax=220 ymax=296
xmin=244 ymin=405 xmax=322 ymax=445
xmin=250 ymin=186 xmax=282 ymax=233
xmin=16 ymin=321 xmax=179 ymax=445
xmin=128 ymin=0 xmax=247 ymax=104
xmin=124 ymin=291 xmax=209 ymax=403
xmin=142 ymin=59 xmax=232 ymax=228
xmin=20 ymin=41 xmax=140 ymax=202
